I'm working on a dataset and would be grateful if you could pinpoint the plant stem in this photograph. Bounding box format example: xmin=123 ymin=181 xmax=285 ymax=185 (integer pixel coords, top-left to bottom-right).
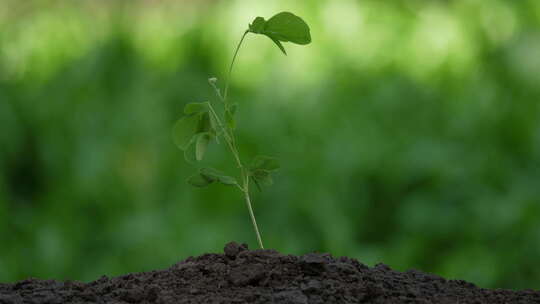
xmin=206 ymin=103 xmax=242 ymax=169
xmin=243 ymin=185 xmax=264 ymax=249
xmin=211 ymin=30 xmax=265 ymax=249
xmin=223 ymin=30 xmax=249 ymax=102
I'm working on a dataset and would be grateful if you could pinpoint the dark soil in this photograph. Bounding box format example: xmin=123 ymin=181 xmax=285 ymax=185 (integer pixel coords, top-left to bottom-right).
xmin=1 ymin=242 xmax=539 ymax=304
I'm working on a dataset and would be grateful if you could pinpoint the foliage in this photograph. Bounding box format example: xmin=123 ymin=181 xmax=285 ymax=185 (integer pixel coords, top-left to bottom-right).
xmin=172 ymin=12 xmax=311 ymax=248
xmin=248 ymin=12 xmax=311 ymax=55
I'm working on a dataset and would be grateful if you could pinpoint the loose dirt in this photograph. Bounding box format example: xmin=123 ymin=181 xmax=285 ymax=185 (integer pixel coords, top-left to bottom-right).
xmin=1 ymin=242 xmax=538 ymax=303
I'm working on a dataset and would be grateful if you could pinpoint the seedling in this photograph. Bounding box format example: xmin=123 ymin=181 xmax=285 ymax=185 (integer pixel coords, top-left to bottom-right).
xmin=173 ymin=12 xmax=311 ymax=249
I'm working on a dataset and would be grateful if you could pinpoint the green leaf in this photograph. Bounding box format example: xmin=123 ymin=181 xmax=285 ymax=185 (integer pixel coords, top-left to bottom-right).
xmin=267 ymin=34 xmax=287 ymax=55
xmin=195 ymin=132 xmax=211 ymax=161
xmin=251 ymin=176 xmax=262 ymax=192
xmin=200 ymin=168 xmax=237 ymax=186
xmin=187 ymin=173 xmax=213 ymax=187
xmin=199 ymin=168 xmax=219 ymax=182
xmin=183 ymin=135 xmax=197 ymax=164
xmin=197 ymin=112 xmax=212 ymax=133
xmin=172 ymin=115 xmax=200 ymax=151
xmin=251 ymin=155 xmax=280 ymax=171
xmin=264 ymin=12 xmax=311 ymax=45
xmin=251 ymin=169 xmax=274 ymax=187
xmin=184 ymin=133 xmax=213 ymax=163
xmin=248 ymin=156 xmax=279 ymax=190
xmin=225 ymin=103 xmax=238 ymax=130
xmin=217 ymin=175 xmax=237 ymax=185
xmin=249 ymin=17 xmax=266 ymax=34
xmin=248 ymin=12 xmax=311 ymax=55
xmin=184 ymin=102 xmax=208 ymax=115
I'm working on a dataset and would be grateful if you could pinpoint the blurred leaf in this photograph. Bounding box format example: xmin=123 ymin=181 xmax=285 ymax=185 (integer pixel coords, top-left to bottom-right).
xmin=184 ymin=102 xmax=208 ymax=115
xmin=217 ymin=175 xmax=237 ymax=186
xmin=172 ymin=115 xmax=200 ymax=151
xmin=251 ymin=169 xmax=274 ymax=187
xmin=264 ymin=12 xmax=311 ymax=45
xmin=249 ymin=156 xmax=279 ymax=190
xmin=184 ymin=137 xmax=197 ymax=164
xmin=251 ymin=176 xmax=263 ymax=192
xmin=200 ymin=168 xmax=237 ymax=186
xmin=250 ymin=155 xmax=280 ymax=171
xmin=187 ymin=173 xmax=213 ymax=187
xmin=195 ymin=132 xmax=211 ymax=161
xmin=197 ymin=112 xmax=212 ymax=133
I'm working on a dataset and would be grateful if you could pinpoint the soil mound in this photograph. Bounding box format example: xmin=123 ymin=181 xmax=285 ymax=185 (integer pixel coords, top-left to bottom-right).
xmin=1 ymin=242 xmax=538 ymax=303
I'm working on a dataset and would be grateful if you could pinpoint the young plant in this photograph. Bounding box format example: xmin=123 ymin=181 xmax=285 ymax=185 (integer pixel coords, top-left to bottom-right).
xmin=173 ymin=12 xmax=311 ymax=249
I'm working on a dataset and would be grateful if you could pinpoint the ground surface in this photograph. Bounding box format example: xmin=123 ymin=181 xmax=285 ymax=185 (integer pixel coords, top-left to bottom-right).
xmin=1 ymin=242 xmax=539 ymax=304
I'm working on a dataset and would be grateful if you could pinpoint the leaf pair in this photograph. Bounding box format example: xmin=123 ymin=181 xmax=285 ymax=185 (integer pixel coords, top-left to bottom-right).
xmin=172 ymin=102 xmax=216 ymax=162
xmin=249 ymin=155 xmax=280 ymax=191
xmin=188 ymin=168 xmax=237 ymax=187
xmin=248 ymin=12 xmax=311 ymax=55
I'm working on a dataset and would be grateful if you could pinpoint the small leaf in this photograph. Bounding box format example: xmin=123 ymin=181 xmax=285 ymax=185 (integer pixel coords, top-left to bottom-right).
xmin=195 ymin=132 xmax=211 ymax=161
xmin=183 ymin=136 xmax=197 ymax=164
xmin=251 ymin=155 xmax=280 ymax=171
xmin=249 ymin=17 xmax=266 ymax=34
xmin=249 ymin=156 xmax=279 ymax=189
xmin=251 ymin=176 xmax=263 ymax=192
xmin=264 ymin=12 xmax=311 ymax=45
xmin=225 ymin=103 xmax=238 ymax=130
xmin=197 ymin=112 xmax=212 ymax=133
xmin=217 ymin=175 xmax=237 ymax=185
xmin=200 ymin=168 xmax=237 ymax=186
xmin=267 ymin=34 xmax=287 ymax=55
xmin=199 ymin=168 xmax=219 ymax=182
xmin=251 ymin=169 xmax=274 ymax=187
xmin=187 ymin=173 xmax=213 ymax=187
xmin=184 ymin=102 xmax=208 ymax=115
xmin=172 ymin=115 xmax=200 ymax=151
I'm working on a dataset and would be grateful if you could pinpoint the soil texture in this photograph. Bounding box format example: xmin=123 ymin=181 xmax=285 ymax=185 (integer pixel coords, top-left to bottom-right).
xmin=1 ymin=242 xmax=539 ymax=303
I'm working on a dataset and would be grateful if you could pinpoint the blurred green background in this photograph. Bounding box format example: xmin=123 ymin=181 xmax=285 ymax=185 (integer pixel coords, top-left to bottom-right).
xmin=1 ymin=0 xmax=540 ymax=290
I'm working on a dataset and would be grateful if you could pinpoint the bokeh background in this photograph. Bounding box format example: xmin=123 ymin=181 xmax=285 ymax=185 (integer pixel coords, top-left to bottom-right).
xmin=1 ymin=0 xmax=540 ymax=290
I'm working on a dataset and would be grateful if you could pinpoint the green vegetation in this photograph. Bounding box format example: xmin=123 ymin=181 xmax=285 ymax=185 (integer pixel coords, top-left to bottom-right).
xmin=1 ymin=0 xmax=540 ymax=290
xmin=173 ymin=12 xmax=311 ymax=249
